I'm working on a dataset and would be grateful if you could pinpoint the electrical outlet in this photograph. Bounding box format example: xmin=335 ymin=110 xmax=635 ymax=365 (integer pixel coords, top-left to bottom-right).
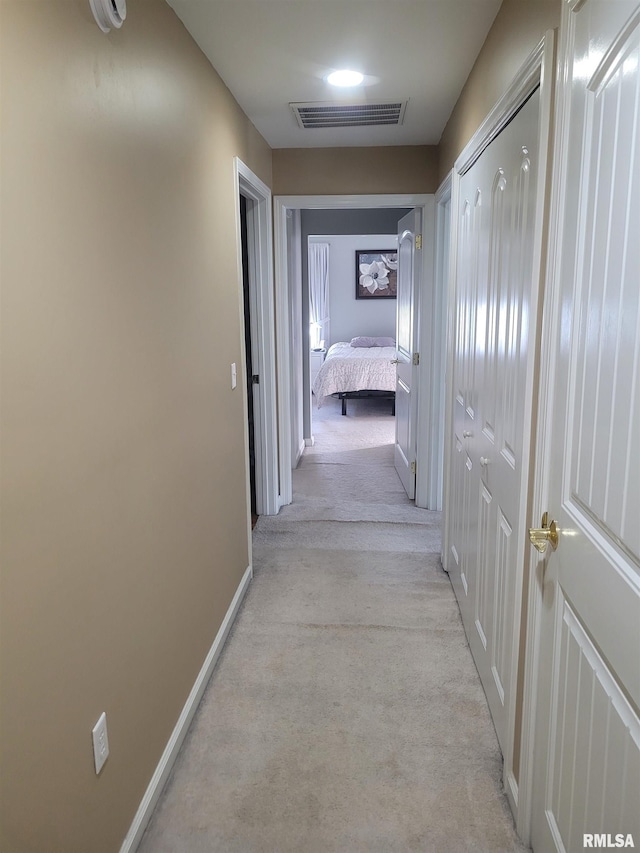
xmin=92 ymin=712 xmax=109 ymax=775
xmin=231 ymin=362 xmax=237 ymax=389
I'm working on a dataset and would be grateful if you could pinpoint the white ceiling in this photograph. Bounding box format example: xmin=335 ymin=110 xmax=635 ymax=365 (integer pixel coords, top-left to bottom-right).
xmin=166 ymin=0 xmax=503 ymax=149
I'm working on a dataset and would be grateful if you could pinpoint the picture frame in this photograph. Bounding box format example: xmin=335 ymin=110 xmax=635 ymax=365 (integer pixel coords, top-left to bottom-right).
xmin=355 ymin=250 xmax=398 ymax=299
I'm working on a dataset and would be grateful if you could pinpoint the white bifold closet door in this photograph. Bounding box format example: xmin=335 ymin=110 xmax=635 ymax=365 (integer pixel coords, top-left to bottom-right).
xmin=447 ymin=88 xmax=543 ymax=762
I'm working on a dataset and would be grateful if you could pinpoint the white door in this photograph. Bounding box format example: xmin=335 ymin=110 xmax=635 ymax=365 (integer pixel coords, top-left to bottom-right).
xmin=394 ymin=209 xmax=422 ymax=499
xmin=448 ymin=88 xmax=544 ymax=760
xmin=530 ymin=2 xmax=640 ymax=849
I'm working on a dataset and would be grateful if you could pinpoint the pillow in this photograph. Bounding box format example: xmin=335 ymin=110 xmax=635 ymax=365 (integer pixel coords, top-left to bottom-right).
xmin=375 ymin=337 xmax=396 ymax=348
xmin=350 ymin=336 xmax=377 ymax=348
xmin=349 ymin=336 xmax=396 ymax=348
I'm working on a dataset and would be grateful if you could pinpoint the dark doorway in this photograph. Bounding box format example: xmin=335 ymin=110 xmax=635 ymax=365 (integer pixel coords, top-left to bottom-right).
xmin=239 ymin=194 xmax=258 ymax=527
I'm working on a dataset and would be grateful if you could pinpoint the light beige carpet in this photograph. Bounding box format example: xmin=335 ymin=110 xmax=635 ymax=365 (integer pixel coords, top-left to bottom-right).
xmin=138 ymin=396 xmax=529 ymax=853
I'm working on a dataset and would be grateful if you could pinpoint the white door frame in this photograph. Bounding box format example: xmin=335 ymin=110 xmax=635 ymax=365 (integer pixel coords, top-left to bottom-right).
xmin=234 ymin=158 xmax=279 ymax=516
xmin=441 ymin=169 xmax=459 ymax=570
xmin=514 ymin=34 xmax=564 ymax=833
xmin=442 ymin=32 xmax=556 ymax=824
xmin=514 ymin=48 xmax=566 ymax=838
xmin=432 ymin=173 xmax=452 ymax=517
xmin=273 ymin=193 xmax=436 ymax=509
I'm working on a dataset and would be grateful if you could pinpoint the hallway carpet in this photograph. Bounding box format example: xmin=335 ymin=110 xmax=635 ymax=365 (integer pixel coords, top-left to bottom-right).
xmin=138 ymin=396 xmax=528 ymax=853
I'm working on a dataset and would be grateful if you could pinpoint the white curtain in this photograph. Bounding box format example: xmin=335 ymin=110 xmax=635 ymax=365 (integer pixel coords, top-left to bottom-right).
xmin=308 ymin=242 xmax=330 ymax=350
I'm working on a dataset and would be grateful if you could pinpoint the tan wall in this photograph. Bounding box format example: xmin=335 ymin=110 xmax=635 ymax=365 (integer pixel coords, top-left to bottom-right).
xmin=273 ymin=146 xmax=438 ymax=196
xmin=438 ymin=0 xmax=560 ymax=184
xmin=0 ymin=3 xmax=271 ymax=852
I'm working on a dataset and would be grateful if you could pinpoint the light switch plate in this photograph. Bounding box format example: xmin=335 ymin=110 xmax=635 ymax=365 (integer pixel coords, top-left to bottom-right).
xmin=231 ymin=362 xmax=237 ymax=389
xmin=92 ymin=712 xmax=109 ymax=774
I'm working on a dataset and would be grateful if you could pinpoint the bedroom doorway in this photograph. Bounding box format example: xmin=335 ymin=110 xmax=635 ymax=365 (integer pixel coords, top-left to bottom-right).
xmin=274 ymin=194 xmax=440 ymax=510
xmin=308 ymin=207 xmax=411 ymax=480
xmin=307 ymin=214 xmax=403 ymax=479
xmin=307 ymin=212 xmax=404 ymax=441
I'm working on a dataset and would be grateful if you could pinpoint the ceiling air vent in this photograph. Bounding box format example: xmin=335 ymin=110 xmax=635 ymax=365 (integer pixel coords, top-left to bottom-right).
xmin=290 ymin=100 xmax=407 ymax=130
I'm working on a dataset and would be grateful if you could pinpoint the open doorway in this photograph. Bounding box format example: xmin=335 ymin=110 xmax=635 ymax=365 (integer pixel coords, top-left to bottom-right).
xmin=276 ymin=199 xmax=444 ymax=510
xmin=305 ymin=211 xmax=408 ymax=495
xmin=239 ymin=194 xmax=258 ymax=527
xmin=303 ymin=208 xmax=409 ymax=434
xmin=274 ymin=193 xmax=442 ymax=511
xmin=233 ymin=158 xmax=279 ymax=518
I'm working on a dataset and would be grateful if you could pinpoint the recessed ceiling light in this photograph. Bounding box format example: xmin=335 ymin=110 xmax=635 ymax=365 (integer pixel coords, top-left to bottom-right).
xmin=327 ymin=70 xmax=364 ymax=87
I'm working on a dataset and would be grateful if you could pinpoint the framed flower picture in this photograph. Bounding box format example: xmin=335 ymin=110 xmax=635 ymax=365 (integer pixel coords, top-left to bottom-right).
xmin=355 ymin=250 xmax=398 ymax=299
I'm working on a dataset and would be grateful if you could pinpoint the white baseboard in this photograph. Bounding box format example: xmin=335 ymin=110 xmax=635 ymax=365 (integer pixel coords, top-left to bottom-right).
xmin=505 ymin=766 xmax=519 ymax=819
xmin=295 ymin=440 xmax=305 ymax=465
xmin=119 ymin=565 xmax=252 ymax=853
xmin=304 ymin=435 xmax=315 ymax=447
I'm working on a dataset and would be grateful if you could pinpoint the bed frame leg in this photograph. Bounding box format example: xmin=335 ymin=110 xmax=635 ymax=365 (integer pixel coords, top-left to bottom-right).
xmin=341 ymin=395 xmax=347 ymax=416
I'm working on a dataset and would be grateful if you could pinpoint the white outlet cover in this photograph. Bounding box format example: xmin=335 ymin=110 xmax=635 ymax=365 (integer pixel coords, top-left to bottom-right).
xmin=231 ymin=362 xmax=237 ymax=390
xmin=92 ymin=712 xmax=110 ymax=774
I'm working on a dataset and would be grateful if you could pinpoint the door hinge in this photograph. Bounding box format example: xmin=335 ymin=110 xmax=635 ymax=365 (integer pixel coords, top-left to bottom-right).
xmin=412 ymin=352 xmax=420 ymax=366
xmin=411 ymin=461 xmax=416 ymax=475
xmin=252 ymin=374 xmax=260 ymax=385
xmin=415 ymin=234 xmax=422 ymax=250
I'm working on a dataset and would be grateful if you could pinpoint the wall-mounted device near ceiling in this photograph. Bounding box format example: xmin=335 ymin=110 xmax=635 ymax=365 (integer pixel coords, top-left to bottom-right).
xmin=90 ymin=0 xmax=126 ymax=33
xmin=290 ymin=101 xmax=407 ymax=130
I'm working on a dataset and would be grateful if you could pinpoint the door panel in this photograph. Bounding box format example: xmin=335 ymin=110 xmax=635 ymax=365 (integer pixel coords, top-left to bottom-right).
xmin=531 ymin=3 xmax=640 ymax=849
xmin=448 ymin=88 xmax=543 ymax=759
xmin=541 ymin=600 xmax=640 ymax=852
xmin=394 ymin=209 xmax=421 ymax=499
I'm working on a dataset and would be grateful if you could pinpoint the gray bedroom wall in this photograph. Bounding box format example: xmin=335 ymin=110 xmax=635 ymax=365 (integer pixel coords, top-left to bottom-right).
xmin=301 ymin=208 xmax=411 ymax=237
xmin=301 ymin=208 xmax=411 ymax=439
xmin=308 ymin=234 xmax=398 ymax=347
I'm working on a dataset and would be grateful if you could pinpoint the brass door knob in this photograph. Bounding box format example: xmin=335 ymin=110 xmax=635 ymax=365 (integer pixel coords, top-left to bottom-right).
xmin=529 ymin=512 xmax=559 ymax=553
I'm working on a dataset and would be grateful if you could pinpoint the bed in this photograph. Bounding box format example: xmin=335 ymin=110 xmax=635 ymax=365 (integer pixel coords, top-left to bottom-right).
xmin=312 ymin=339 xmax=397 ymax=415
